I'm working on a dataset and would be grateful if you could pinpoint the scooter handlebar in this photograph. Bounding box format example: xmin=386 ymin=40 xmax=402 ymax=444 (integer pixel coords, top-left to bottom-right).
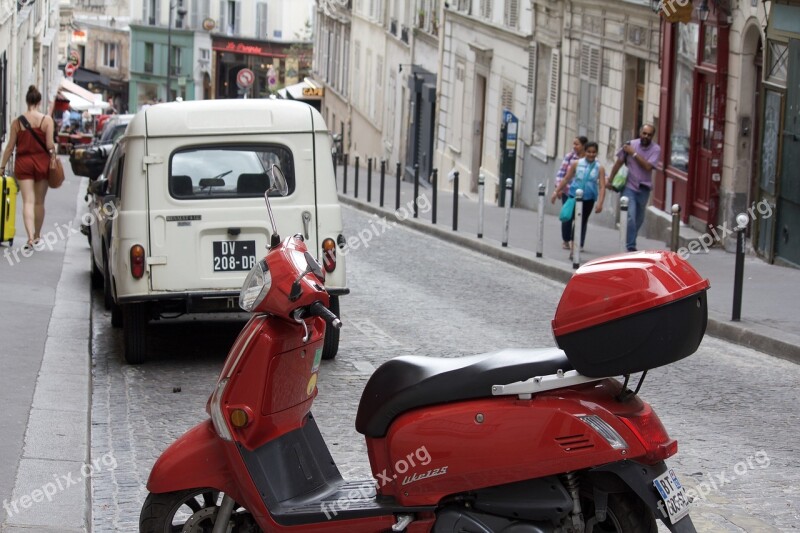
xmin=309 ymin=301 xmax=342 ymax=330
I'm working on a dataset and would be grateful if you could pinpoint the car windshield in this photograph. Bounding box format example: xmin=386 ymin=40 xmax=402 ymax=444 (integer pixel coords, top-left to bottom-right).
xmin=169 ymin=145 xmax=296 ymax=199
xmin=99 ymin=122 xmax=129 ymax=144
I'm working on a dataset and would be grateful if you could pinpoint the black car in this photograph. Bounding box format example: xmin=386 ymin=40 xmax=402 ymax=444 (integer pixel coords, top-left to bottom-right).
xmin=70 ymin=114 xmax=132 ymax=180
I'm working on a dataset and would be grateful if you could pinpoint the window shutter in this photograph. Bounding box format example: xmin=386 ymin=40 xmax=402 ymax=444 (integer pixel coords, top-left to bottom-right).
xmin=450 ymin=61 xmax=466 ymax=148
xmin=501 ymin=82 xmax=514 ymax=114
xmin=218 ymin=0 xmax=226 ymax=34
xmin=234 ymin=0 xmax=241 ymax=35
xmin=525 ymin=42 xmax=537 ymax=144
xmin=155 ymin=0 xmax=161 ymax=25
xmin=504 ymin=0 xmax=518 ymax=29
xmin=545 ymin=48 xmax=560 ymax=158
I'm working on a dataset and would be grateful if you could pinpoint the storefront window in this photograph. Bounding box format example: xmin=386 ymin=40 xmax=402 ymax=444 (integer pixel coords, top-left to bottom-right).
xmin=669 ymin=22 xmax=699 ymax=172
xmin=702 ymin=25 xmax=718 ymax=65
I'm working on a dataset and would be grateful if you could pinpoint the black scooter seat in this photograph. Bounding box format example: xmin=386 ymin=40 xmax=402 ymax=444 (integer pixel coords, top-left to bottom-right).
xmin=355 ymin=348 xmax=572 ymax=438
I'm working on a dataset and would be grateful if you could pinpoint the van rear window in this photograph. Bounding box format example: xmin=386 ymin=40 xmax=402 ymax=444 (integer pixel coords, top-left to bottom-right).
xmin=169 ymin=145 xmax=296 ymax=199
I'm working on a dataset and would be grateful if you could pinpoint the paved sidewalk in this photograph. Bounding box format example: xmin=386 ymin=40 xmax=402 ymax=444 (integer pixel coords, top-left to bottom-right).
xmin=334 ymin=161 xmax=800 ymax=363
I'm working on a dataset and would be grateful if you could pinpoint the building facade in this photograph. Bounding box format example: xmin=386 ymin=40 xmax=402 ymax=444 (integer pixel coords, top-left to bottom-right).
xmin=1 ymin=0 xmax=61 ymax=140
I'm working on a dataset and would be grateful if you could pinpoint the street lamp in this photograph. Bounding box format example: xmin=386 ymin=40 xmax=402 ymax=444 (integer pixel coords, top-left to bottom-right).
xmin=166 ymin=0 xmax=187 ymax=100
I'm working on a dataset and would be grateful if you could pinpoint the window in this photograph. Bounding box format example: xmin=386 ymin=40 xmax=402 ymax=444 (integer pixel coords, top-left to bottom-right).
xmin=219 ymin=0 xmax=240 ymax=35
xmin=503 ymin=0 xmax=518 ymax=29
xmin=171 ymin=46 xmax=182 ymax=76
xmin=669 ymin=22 xmax=698 ymax=172
xmin=577 ymin=43 xmax=601 ymax=141
xmin=767 ymin=40 xmax=788 ymax=82
xmin=169 ymin=145 xmax=296 ymax=199
xmin=256 ymin=2 xmax=268 ymax=38
xmin=101 ymin=42 xmax=118 ymax=69
xmin=144 ymin=0 xmax=159 ymax=25
xmin=479 ymin=0 xmax=492 ymax=20
xmin=190 ymin=0 xmax=210 ymax=29
xmin=456 ymin=0 xmax=470 ymax=13
xmin=144 ymin=42 xmax=154 ymax=73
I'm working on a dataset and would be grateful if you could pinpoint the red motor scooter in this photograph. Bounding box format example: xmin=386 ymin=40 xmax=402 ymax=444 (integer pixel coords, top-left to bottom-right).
xmin=141 ymin=165 xmax=706 ymax=532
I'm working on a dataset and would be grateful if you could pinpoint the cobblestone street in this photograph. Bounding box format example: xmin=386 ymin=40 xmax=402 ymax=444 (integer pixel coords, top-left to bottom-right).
xmin=89 ymin=206 xmax=800 ymax=531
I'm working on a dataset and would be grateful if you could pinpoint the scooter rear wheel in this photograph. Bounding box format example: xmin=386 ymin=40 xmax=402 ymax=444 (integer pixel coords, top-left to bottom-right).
xmin=139 ymin=488 xmax=258 ymax=533
xmin=582 ymin=490 xmax=657 ymax=532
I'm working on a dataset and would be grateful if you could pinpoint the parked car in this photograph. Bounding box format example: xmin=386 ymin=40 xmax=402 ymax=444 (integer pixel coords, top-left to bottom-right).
xmin=70 ymin=114 xmax=133 ymax=180
xmin=98 ymin=99 xmax=347 ymax=364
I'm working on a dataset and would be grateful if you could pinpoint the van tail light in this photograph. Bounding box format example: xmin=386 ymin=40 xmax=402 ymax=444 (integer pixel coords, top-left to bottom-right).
xmin=130 ymin=245 xmax=146 ymax=279
xmin=322 ymin=238 xmax=336 ymax=273
xmin=619 ymin=403 xmax=678 ymax=464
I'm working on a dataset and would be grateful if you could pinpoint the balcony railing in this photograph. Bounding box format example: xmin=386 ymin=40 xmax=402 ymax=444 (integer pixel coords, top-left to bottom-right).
xmin=400 ymin=25 xmax=409 ymax=44
xmin=144 ymin=61 xmax=153 ymax=73
xmin=390 ymin=18 xmax=397 ymax=36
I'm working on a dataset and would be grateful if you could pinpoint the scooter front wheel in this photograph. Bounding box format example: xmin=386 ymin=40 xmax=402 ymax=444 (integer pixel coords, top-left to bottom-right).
xmin=139 ymin=488 xmax=258 ymax=533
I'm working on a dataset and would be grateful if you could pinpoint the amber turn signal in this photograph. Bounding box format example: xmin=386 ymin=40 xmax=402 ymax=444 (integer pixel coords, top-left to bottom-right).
xmin=322 ymin=238 xmax=336 ymax=273
xmin=230 ymin=408 xmax=249 ymax=428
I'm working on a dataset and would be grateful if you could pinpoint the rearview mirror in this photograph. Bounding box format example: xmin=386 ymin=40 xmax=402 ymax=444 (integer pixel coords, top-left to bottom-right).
xmin=267 ymin=164 xmax=289 ymax=197
xmin=89 ymin=178 xmax=108 ymax=196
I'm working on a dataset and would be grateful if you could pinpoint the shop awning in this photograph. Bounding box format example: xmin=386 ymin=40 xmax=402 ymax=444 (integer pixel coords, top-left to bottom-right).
xmin=58 ymin=78 xmax=110 ymax=112
xmin=72 ymin=67 xmax=112 ymax=91
xmin=277 ymin=78 xmax=324 ymax=101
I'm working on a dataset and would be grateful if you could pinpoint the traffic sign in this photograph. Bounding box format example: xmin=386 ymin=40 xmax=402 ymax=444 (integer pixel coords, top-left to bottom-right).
xmin=68 ymin=49 xmax=81 ymax=68
xmin=65 ymin=63 xmax=76 ymax=77
xmin=236 ymin=68 xmax=255 ymax=89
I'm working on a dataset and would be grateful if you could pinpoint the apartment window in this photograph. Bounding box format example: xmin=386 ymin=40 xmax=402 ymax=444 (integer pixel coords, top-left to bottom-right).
xmin=219 ymin=0 xmax=240 ymax=35
xmin=578 ymin=43 xmax=601 ymax=141
xmin=171 ymin=46 xmax=182 ymax=76
xmin=256 ymin=2 xmax=268 ymax=38
xmin=143 ymin=0 xmax=159 ymax=25
xmin=504 ymin=0 xmax=518 ymax=28
xmin=190 ymin=0 xmax=210 ymax=29
xmin=479 ymin=0 xmax=492 ymax=20
xmin=457 ymin=0 xmax=471 ymax=12
xmin=144 ymin=42 xmax=154 ymax=73
xmin=101 ymin=42 xmax=118 ymax=69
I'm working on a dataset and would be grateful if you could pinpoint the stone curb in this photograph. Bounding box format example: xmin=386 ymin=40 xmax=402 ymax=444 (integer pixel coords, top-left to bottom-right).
xmin=340 ymin=194 xmax=799 ymax=364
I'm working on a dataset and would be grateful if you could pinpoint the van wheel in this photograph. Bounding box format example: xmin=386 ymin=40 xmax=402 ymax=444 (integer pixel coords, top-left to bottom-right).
xmin=321 ymin=296 xmax=340 ymax=360
xmin=111 ymin=302 xmax=123 ymax=328
xmin=123 ymin=303 xmax=148 ymax=365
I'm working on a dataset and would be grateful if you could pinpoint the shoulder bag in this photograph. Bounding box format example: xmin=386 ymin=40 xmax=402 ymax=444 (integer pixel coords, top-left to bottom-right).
xmin=18 ymin=115 xmax=65 ymax=189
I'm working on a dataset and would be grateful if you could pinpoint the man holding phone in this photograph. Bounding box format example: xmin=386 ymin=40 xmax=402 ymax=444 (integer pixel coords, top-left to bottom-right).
xmin=608 ymin=124 xmax=661 ymax=251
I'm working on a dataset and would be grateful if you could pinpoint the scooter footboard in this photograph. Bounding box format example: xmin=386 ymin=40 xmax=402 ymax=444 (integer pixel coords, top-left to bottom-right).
xmin=590 ymin=461 xmax=696 ymax=533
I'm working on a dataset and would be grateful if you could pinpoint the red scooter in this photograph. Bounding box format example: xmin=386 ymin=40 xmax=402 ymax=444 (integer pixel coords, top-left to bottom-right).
xmin=141 ymin=165 xmax=706 ymax=532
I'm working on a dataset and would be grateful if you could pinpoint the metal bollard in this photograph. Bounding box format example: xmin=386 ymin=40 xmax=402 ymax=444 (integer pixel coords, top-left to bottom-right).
xmin=343 ymin=153 xmax=349 ymax=195
xmin=619 ymin=196 xmax=629 ymax=253
xmin=573 ymin=189 xmax=584 ymax=269
xmin=354 ymin=156 xmax=360 ymax=199
xmin=453 ymin=171 xmax=459 ymax=231
xmin=536 ymin=183 xmax=546 ymax=257
xmin=432 ymin=168 xmax=438 ymax=225
xmin=413 ymin=164 xmax=420 ymax=218
xmin=395 ymin=162 xmax=401 ymax=211
xmin=732 ymin=213 xmax=749 ymax=321
xmin=670 ymin=204 xmax=681 ymax=252
xmin=333 ymin=152 xmax=337 ymax=182
xmin=502 ymin=178 xmax=512 ymax=247
xmin=367 ymin=158 xmax=373 ymax=203
xmin=477 ymin=174 xmax=486 ymax=238
xmin=379 ymin=160 xmax=386 ymax=208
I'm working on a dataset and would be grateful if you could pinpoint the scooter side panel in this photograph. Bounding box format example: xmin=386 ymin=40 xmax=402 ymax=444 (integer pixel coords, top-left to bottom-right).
xmin=375 ymin=393 xmax=648 ymax=506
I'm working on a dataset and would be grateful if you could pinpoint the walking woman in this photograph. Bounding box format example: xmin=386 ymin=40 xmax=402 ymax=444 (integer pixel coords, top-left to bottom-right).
xmin=0 ymin=86 xmax=56 ymax=248
xmin=550 ymin=141 xmax=606 ymax=258
xmin=552 ymin=136 xmax=587 ymax=249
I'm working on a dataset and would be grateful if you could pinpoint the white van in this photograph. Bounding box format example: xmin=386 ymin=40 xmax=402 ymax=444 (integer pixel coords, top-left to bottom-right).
xmin=103 ymin=99 xmax=347 ymax=364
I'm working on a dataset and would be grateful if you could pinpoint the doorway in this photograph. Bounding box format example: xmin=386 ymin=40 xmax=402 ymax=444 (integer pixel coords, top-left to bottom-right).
xmin=775 ymin=38 xmax=800 ymax=266
xmin=470 ymin=73 xmax=487 ymax=192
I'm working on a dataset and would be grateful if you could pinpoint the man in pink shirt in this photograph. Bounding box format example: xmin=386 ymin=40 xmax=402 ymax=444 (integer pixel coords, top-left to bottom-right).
xmin=608 ymin=124 xmax=661 ymax=251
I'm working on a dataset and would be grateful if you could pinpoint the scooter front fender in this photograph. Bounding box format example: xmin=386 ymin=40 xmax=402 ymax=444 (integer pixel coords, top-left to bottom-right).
xmin=146 ymin=419 xmax=237 ymax=496
xmin=591 ymin=460 xmax=696 ymax=533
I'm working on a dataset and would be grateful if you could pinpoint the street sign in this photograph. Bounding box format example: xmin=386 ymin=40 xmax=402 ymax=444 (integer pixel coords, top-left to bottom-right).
xmin=65 ymin=63 xmax=76 ymax=77
xmin=68 ymin=49 xmax=81 ymax=68
xmin=267 ymin=66 xmax=277 ymax=91
xmin=236 ymin=68 xmax=255 ymax=89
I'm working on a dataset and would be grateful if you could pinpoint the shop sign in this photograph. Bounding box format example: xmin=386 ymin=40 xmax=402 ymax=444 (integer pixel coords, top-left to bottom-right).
xmin=302 ymin=87 xmax=324 ymax=97
xmin=72 ymin=29 xmax=88 ymax=44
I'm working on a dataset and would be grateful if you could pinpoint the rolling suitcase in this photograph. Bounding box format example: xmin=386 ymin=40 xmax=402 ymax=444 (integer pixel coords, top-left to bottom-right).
xmin=1 ymin=175 xmax=18 ymax=246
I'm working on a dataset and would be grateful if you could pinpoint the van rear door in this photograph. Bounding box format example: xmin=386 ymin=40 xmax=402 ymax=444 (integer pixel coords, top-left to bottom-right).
xmin=145 ymin=134 xmax=319 ymax=293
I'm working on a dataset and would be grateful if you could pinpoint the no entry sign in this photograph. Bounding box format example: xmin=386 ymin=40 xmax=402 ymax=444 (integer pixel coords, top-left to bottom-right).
xmin=236 ymin=68 xmax=255 ymax=89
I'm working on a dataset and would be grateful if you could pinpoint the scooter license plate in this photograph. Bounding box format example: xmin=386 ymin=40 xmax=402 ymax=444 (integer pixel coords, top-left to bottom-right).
xmin=653 ymin=468 xmax=690 ymax=524
xmin=213 ymin=240 xmax=256 ymax=272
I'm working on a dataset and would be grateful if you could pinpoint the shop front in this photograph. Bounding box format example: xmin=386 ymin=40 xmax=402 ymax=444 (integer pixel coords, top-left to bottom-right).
xmin=655 ymin=2 xmax=729 ymax=233
xmin=212 ymin=37 xmax=299 ymax=99
xmin=758 ymin=1 xmax=800 ymax=267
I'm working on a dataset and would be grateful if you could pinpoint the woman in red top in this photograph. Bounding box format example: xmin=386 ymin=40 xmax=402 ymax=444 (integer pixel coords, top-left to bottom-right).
xmin=0 ymin=86 xmax=56 ymax=248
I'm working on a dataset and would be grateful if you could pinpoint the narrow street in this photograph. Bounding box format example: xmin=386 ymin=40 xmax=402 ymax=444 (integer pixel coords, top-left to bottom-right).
xmin=90 ymin=206 xmax=800 ymax=531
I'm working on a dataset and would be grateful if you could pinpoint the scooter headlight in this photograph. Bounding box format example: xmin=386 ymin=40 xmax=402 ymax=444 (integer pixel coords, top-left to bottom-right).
xmin=239 ymin=258 xmax=271 ymax=312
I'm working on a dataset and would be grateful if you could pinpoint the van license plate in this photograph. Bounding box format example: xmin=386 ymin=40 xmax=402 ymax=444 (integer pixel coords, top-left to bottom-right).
xmin=213 ymin=240 xmax=256 ymax=272
xmin=653 ymin=468 xmax=690 ymax=524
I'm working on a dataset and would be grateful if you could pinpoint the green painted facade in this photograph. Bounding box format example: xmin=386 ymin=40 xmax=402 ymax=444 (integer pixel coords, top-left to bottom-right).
xmin=129 ymin=24 xmax=196 ymax=112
